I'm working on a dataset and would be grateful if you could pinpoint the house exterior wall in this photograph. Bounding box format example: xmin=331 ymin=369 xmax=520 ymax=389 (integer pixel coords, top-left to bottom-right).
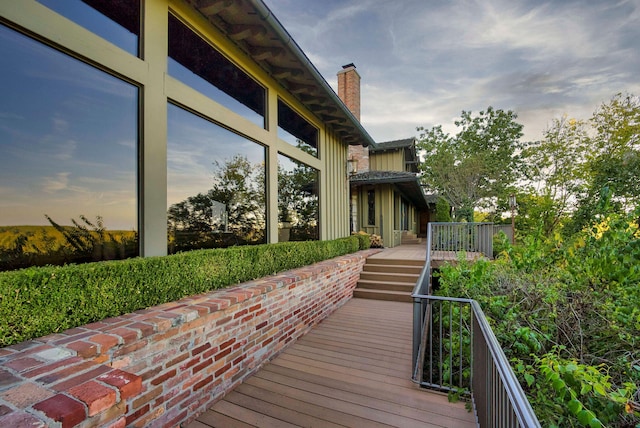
xmin=0 ymin=0 xmax=353 ymax=267
xmin=0 ymin=250 xmax=378 ymax=427
xmin=370 ymin=150 xmax=405 ymax=172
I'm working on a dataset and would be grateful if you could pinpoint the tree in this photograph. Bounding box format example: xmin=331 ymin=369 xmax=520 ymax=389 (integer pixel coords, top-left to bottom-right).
xmin=570 ymin=93 xmax=640 ymax=232
xmin=417 ymin=107 xmax=524 ymax=221
xmin=167 ymin=155 xmax=265 ymax=251
xmin=521 ymin=116 xmax=590 ymax=236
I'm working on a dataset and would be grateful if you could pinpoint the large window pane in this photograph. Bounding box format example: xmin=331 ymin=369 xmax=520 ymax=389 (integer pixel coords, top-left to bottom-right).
xmin=278 ymin=155 xmax=319 ymax=241
xmin=167 ymin=104 xmax=266 ymax=253
xmin=0 ymin=25 xmax=139 ymax=271
xmin=37 ymin=0 xmax=140 ymax=56
xmin=168 ymin=14 xmax=265 ymax=128
xmin=278 ymin=99 xmax=318 ymax=157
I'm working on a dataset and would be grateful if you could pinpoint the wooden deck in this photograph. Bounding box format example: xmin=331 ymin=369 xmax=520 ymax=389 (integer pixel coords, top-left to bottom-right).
xmin=369 ymin=244 xmax=483 ymax=268
xmin=187 ymin=298 xmax=476 ymax=428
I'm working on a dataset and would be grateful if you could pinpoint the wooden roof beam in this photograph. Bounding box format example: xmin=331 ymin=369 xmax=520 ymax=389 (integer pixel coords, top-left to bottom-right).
xmin=250 ymin=46 xmax=285 ymax=61
xmin=270 ymin=66 xmax=303 ymax=79
xmin=197 ymin=0 xmax=234 ymax=16
xmin=228 ymin=24 xmax=266 ymax=40
xmin=287 ymin=82 xmax=317 ymax=95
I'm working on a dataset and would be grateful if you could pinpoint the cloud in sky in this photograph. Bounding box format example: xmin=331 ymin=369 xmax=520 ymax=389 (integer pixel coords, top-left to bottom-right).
xmin=263 ymin=0 xmax=640 ymax=142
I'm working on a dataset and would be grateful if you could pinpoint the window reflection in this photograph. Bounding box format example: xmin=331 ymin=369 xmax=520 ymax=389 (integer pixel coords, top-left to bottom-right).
xmin=168 ymin=14 xmax=266 ymax=128
xmin=278 ymin=155 xmax=319 ymax=241
xmin=37 ymin=0 xmax=140 ymax=56
xmin=277 ymin=100 xmax=318 ymax=157
xmin=167 ymin=104 xmax=266 ymax=252
xmin=0 ymin=25 xmax=139 ymax=271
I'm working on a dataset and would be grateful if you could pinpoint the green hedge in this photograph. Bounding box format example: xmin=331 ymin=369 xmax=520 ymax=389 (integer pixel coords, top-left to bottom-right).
xmin=0 ymin=236 xmax=368 ymax=347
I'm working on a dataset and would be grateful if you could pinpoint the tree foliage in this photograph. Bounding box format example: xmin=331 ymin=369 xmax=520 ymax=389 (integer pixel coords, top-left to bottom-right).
xmin=436 ymin=207 xmax=640 ymax=426
xmin=520 ymin=116 xmax=590 ymax=235
xmin=167 ymin=155 xmax=265 ymax=251
xmin=417 ymin=107 xmax=524 ymax=221
xmin=570 ymin=93 xmax=640 ymax=233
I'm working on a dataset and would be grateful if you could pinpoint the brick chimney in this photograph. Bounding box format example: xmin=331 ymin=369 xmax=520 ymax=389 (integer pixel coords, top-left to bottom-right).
xmin=337 ymin=63 xmax=369 ymax=172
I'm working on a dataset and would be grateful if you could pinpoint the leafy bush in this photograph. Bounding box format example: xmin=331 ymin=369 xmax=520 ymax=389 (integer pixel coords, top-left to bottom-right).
xmin=435 ymin=209 xmax=640 ymax=427
xmin=0 ymin=236 xmax=363 ymax=347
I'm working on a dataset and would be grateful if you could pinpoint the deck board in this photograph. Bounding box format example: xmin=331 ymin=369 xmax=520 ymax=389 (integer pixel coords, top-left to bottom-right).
xmin=188 ymin=298 xmax=476 ymax=428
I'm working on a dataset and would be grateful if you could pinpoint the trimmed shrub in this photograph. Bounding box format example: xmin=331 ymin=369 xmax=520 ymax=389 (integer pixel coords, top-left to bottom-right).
xmin=351 ymin=231 xmax=372 ymax=250
xmin=0 ymin=236 xmax=362 ymax=347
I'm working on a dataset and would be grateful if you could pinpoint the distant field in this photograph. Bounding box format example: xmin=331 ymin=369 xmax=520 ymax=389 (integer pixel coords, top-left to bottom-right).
xmin=0 ymin=225 xmax=136 ymax=252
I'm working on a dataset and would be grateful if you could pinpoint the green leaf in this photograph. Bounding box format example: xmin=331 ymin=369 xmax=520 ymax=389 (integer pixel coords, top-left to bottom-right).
xmin=588 ymin=417 xmax=603 ymax=428
xmin=593 ymin=383 xmax=607 ymax=396
xmin=524 ymin=373 xmax=535 ymax=387
xmin=568 ymin=399 xmax=583 ymax=415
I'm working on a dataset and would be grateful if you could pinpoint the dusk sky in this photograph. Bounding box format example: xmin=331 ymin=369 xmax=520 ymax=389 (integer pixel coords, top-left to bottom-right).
xmin=263 ymin=0 xmax=640 ymax=143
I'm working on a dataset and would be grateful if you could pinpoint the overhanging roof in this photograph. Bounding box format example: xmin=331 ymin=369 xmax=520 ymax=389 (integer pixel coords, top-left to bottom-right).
xmin=350 ymin=171 xmax=431 ymax=210
xmin=185 ymin=0 xmax=376 ymax=148
xmin=370 ymin=137 xmax=419 ymax=172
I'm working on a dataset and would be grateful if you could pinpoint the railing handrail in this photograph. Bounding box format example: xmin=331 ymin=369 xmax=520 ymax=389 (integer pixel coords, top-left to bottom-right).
xmin=413 ymin=294 xmax=540 ymax=427
xmin=411 ymin=222 xmax=540 ymax=427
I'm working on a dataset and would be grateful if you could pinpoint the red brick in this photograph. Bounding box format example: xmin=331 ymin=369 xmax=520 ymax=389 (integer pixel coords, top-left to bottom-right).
xmin=33 ymin=394 xmax=86 ymax=428
xmin=4 ymin=357 xmax=43 ymax=373
xmin=105 ymin=416 xmax=126 ymax=428
xmin=193 ymin=375 xmax=213 ymax=392
xmin=107 ymin=328 xmax=139 ymax=345
xmin=0 ymin=405 xmax=12 ymax=417
xmin=0 ymin=382 xmax=54 ymax=408
xmin=97 ymin=369 xmax=142 ymax=400
xmin=36 ymin=360 xmax=98 ymax=384
xmin=51 ymin=364 xmax=113 ymax=392
xmin=166 ymin=351 xmax=189 ymax=368
xmin=0 ymin=410 xmax=47 ymax=427
xmin=53 ymin=331 xmax=96 ymax=346
xmin=233 ymin=308 xmax=248 ymax=319
xmin=179 ymin=356 xmax=200 ymax=371
xmin=132 ymin=386 xmax=162 ymax=409
xmin=125 ymin=403 xmax=149 ymax=426
xmin=144 ymin=316 xmax=173 ymax=332
xmin=69 ymin=381 xmax=117 ymax=416
xmin=192 ymin=358 xmax=212 ymax=374
xmin=66 ymin=341 xmax=98 ymax=358
xmin=112 ymin=339 xmax=148 ymax=358
xmin=150 ymin=327 xmax=179 ymax=342
xmin=126 ymin=322 xmax=155 ymax=337
xmin=202 ymin=346 xmax=219 ymax=360
xmin=214 ymin=346 xmax=232 ymax=361
xmin=220 ymin=338 xmax=235 ymax=350
xmin=0 ymin=368 xmax=22 ymax=389
xmin=140 ymin=365 xmax=162 ymax=381
xmin=216 ymin=315 xmax=232 ymax=326
xmin=89 ymin=334 xmax=120 ymax=353
xmin=256 ymin=321 xmax=268 ymax=330
xmin=166 ymin=389 xmax=190 ymax=409
xmin=191 ymin=343 xmax=211 ymax=356
xmin=150 ymin=368 xmax=176 ymax=386
xmin=23 ymin=357 xmax=82 ymax=379
xmin=214 ymin=362 xmax=231 ymax=377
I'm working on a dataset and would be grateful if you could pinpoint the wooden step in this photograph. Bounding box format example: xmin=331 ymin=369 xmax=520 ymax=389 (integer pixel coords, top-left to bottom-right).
xmin=366 ymin=258 xmax=425 ymax=267
xmin=362 ymin=264 xmax=423 ymax=275
xmin=359 ymin=272 xmax=419 ymax=284
xmin=401 ymin=238 xmax=422 ymax=245
xmin=353 ymin=289 xmax=413 ymax=303
xmin=356 ymin=279 xmax=415 ymax=292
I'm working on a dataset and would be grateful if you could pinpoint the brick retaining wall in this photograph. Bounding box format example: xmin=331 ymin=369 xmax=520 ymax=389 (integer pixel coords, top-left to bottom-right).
xmin=0 ymin=249 xmax=379 ymax=427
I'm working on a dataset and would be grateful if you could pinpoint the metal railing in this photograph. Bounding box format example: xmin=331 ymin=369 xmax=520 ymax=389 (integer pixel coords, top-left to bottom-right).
xmin=411 ymin=222 xmax=540 ymax=427
xmin=430 ymin=222 xmax=494 ymax=257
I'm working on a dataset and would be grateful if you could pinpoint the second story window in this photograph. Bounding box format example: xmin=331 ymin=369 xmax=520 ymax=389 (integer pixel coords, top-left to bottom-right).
xmin=168 ymin=14 xmax=266 ymax=128
xmin=38 ymin=0 xmax=140 ymax=56
xmin=278 ymin=99 xmax=318 ymax=157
